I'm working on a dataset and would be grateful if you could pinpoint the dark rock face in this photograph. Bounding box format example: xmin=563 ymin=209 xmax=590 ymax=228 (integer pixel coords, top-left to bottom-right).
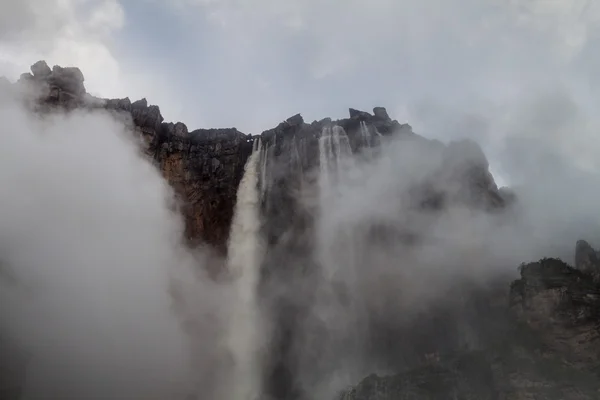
xmin=339 ymin=353 xmax=499 ymax=400
xmin=3 ymin=62 xmax=599 ymax=400
xmin=575 ymin=240 xmax=600 ymax=280
xmin=30 ymin=60 xmax=51 ymax=79
xmin=1 ymin=64 xmax=510 ymax=253
xmin=2 ymin=61 xmax=253 ymax=252
xmin=511 ymin=257 xmax=600 ymax=367
xmin=341 ymin=256 xmax=600 ymax=399
xmin=255 ymin=107 xmax=512 ymax=399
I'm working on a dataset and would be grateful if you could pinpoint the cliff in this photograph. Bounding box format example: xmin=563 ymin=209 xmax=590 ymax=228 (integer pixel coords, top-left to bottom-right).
xmin=1 ymin=61 xmax=508 ymax=253
xmin=340 ymin=251 xmax=600 ymax=399
xmin=4 ymin=60 xmax=254 ymax=252
xmin=2 ymin=62 xmax=599 ymax=400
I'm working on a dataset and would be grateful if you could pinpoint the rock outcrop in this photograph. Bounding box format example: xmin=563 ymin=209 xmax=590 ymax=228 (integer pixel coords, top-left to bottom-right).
xmin=2 ymin=60 xmax=511 ymax=252
xmin=3 ymin=61 xmax=253 ymax=252
xmin=339 ymin=254 xmax=600 ymax=399
xmin=2 ymin=62 xmax=599 ymax=400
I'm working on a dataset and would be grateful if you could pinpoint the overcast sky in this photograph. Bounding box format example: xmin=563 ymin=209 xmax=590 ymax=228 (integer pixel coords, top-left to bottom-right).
xmin=2 ymin=0 xmax=600 ymax=184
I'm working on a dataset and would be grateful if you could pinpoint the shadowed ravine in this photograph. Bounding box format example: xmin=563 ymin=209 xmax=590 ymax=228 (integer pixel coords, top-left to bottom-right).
xmin=1 ymin=62 xmax=600 ymax=400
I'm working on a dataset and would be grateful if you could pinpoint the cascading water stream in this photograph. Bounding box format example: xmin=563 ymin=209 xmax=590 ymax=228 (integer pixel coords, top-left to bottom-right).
xmin=310 ymin=125 xmax=369 ymax=394
xmin=319 ymin=125 xmax=353 ymax=193
xmin=318 ymin=126 xmax=333 ymax=190
xmin=360 ymin=121 xmax=371 ymax=147
xmin=225 ymin=138 xmax=265 ymax=400
xmin=260 ymin=141 xmax=270 ymax=200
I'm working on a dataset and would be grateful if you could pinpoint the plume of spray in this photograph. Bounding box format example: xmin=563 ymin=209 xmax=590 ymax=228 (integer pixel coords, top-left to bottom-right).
xmin=0 ymin=101 xmax=192 ymax=399
xmin=224 ymin=138 xmax=266 ymax=400
xmin=284 ymin=96 xmax=600 ymax=397
xmin=0 ymin=89 xmax=240 ymax=400
xmin=307 ymin=125 xmax=372 ymax=395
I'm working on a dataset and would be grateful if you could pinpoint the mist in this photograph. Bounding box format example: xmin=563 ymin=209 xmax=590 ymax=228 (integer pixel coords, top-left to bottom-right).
xmin=265 ymin=90 xmax=600 ymax=397
xmin=0 ymin=94 xmax=232 ymax=399
xmin=2 ymin=65 xmax=600 ymax=400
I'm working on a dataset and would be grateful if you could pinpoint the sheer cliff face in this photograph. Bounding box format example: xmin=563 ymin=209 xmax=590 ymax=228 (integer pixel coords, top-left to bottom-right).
xmin=8 ymin=60 xmax=253 ymax=253
xmin=7 ymin=60 xmax=507 ymax=255
xmin=3 ymin=61 xmax=600 ymax=400
xmin=3 ymin=61 xmax=516 ymax=400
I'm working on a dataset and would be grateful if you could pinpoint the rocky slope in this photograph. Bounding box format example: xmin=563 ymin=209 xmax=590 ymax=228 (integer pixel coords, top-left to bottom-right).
xmin=339 ymin=252 xmax=600 ymax=399
xmin=1 ymin=62 xmax=599 ymax=399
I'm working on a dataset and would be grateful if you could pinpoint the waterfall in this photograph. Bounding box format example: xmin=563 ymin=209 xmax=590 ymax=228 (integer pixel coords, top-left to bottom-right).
xmin=361 ymin=121 xmax=385 ymax=148
xmin=319 ymin=126 xmax=333 ymax=194
xmin=313 ymin=125 xmax=369 ymax=395
xmin=260 ymin=141 xmax=270 ymax=200
xmin=360 ymin=121 xmax=371 ymax=147
xmin=225 ymin=138 xmax=264 ymax=400
xmin=319 ymin=125 xmax=353 ymax=190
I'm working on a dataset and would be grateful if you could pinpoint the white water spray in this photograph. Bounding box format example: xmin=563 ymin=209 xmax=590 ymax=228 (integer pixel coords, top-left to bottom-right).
xmin=313 ymin=125 xmax=368 ymax=395
xmin=260 ymin=143 xmax=269 ymax=199
xmin=225 ymin=138 xmax=265 ymax=400
xmin=319 ymin=125 xmax=353 ymax=190
xmin=360 ymin=121 xmax=371 ymax=147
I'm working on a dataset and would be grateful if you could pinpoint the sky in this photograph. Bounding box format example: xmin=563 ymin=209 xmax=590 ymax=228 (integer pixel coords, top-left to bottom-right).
xmin=3 ymin=2 xmax=600 ymax=397
xmin=2 ymin=0 xmax=600 ymax=184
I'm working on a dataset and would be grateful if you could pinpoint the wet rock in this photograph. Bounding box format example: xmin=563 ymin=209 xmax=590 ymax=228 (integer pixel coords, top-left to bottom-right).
xmin=510 ymin=257 xmax=600 ymax=367
xmin=372 ymin=106 xmax=390 ymax=121
xmin=105 ymin=97 xmax=132 ymax=112
xmin=49 ymin=65 xmax=85 ymax=96
xmin=30 ymin=60 xmax=51 ymax=79
xmin=130 ymin=98 xmax=163 ymax=131
xmin=5 ymin=60 xmax=600 ymax=400
xmin=575 ymin=240 xmax=600 ymax=276
xmin=339 ymin=353 xmax=497 ymax=400
xmin=3 ymin=61 xmax=252 ymax=250
xmin=285 ymin=113 xmax=304 ymax=126
xmin=341 ymin=254 xmax=600 ymax=399
xmin=349 ymin=107 xmax=372 ymax=119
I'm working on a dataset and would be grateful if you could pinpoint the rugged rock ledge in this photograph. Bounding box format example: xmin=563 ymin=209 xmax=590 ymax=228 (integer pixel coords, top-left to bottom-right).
xmin=3 ymin=60 xmax=254 ymax=252
xmin=339 ymin=251 xmax=600 ymax=399
xmin=1 ymin=61 xmax=508 ymax=253
xmin=2 ymin=61 xmax=599 ymax=400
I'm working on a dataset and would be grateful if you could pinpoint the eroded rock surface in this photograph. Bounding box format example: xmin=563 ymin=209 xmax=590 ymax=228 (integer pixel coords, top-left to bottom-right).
xmin=2 ymin=62 xmax=599 ymax=400
xmin=340 ymin=255 xmax=600 ymax=399
xmin=2 ymin=61 xmax=511 ymax=252
xmin=3 ymin=61 xmax=253 ymax=251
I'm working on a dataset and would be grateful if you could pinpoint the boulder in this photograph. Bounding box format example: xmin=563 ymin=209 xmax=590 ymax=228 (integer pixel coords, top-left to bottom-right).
xmin=372 ymin=106 xmax=390 ymax=121
xmin=30 ymin=60 xmax=51 ymax=79
xmin=575 ymin=240 xmax=600 ymax=276
xmin=50 ymin=65 xmax=85 ymax=96
xmin=349 ymin=107 xmax=372 ymax=119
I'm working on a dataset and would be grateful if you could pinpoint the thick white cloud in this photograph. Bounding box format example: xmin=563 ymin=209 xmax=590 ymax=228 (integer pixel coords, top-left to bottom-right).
xmin=0 ymin=0 xmax=186 ymax=123
xmin=0 ymin=0 xmax=123 ymax=92
xmin=175 ymin=0 xmax=600 ymax=77
xmin=158 ymin=0 xmax=600 ymax=185
xmin=4 ymin=0 xmax=600 ymax=179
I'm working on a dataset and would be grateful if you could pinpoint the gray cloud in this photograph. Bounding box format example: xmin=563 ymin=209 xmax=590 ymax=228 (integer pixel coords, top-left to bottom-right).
xmin=3 ymin=1 xmax=600 ymax=398
xmin=0 ymin=92 xmax=240 ymax=399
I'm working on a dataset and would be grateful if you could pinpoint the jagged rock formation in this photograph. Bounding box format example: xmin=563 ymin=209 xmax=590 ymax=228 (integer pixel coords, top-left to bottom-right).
xmin=4 ymin=61 xmax=253 ymax=252
xmin=254 ymin=105 xmax=510 ymax=399
xmin=575 ymin=240 xmax=600 ymax=281
xmin=1 ymin=60 xmax=509 ymax=252
xmin=2 ymin=62 xmax=600 ymax=400
xmin=339 ymin=255 xmax=600 ymax=399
